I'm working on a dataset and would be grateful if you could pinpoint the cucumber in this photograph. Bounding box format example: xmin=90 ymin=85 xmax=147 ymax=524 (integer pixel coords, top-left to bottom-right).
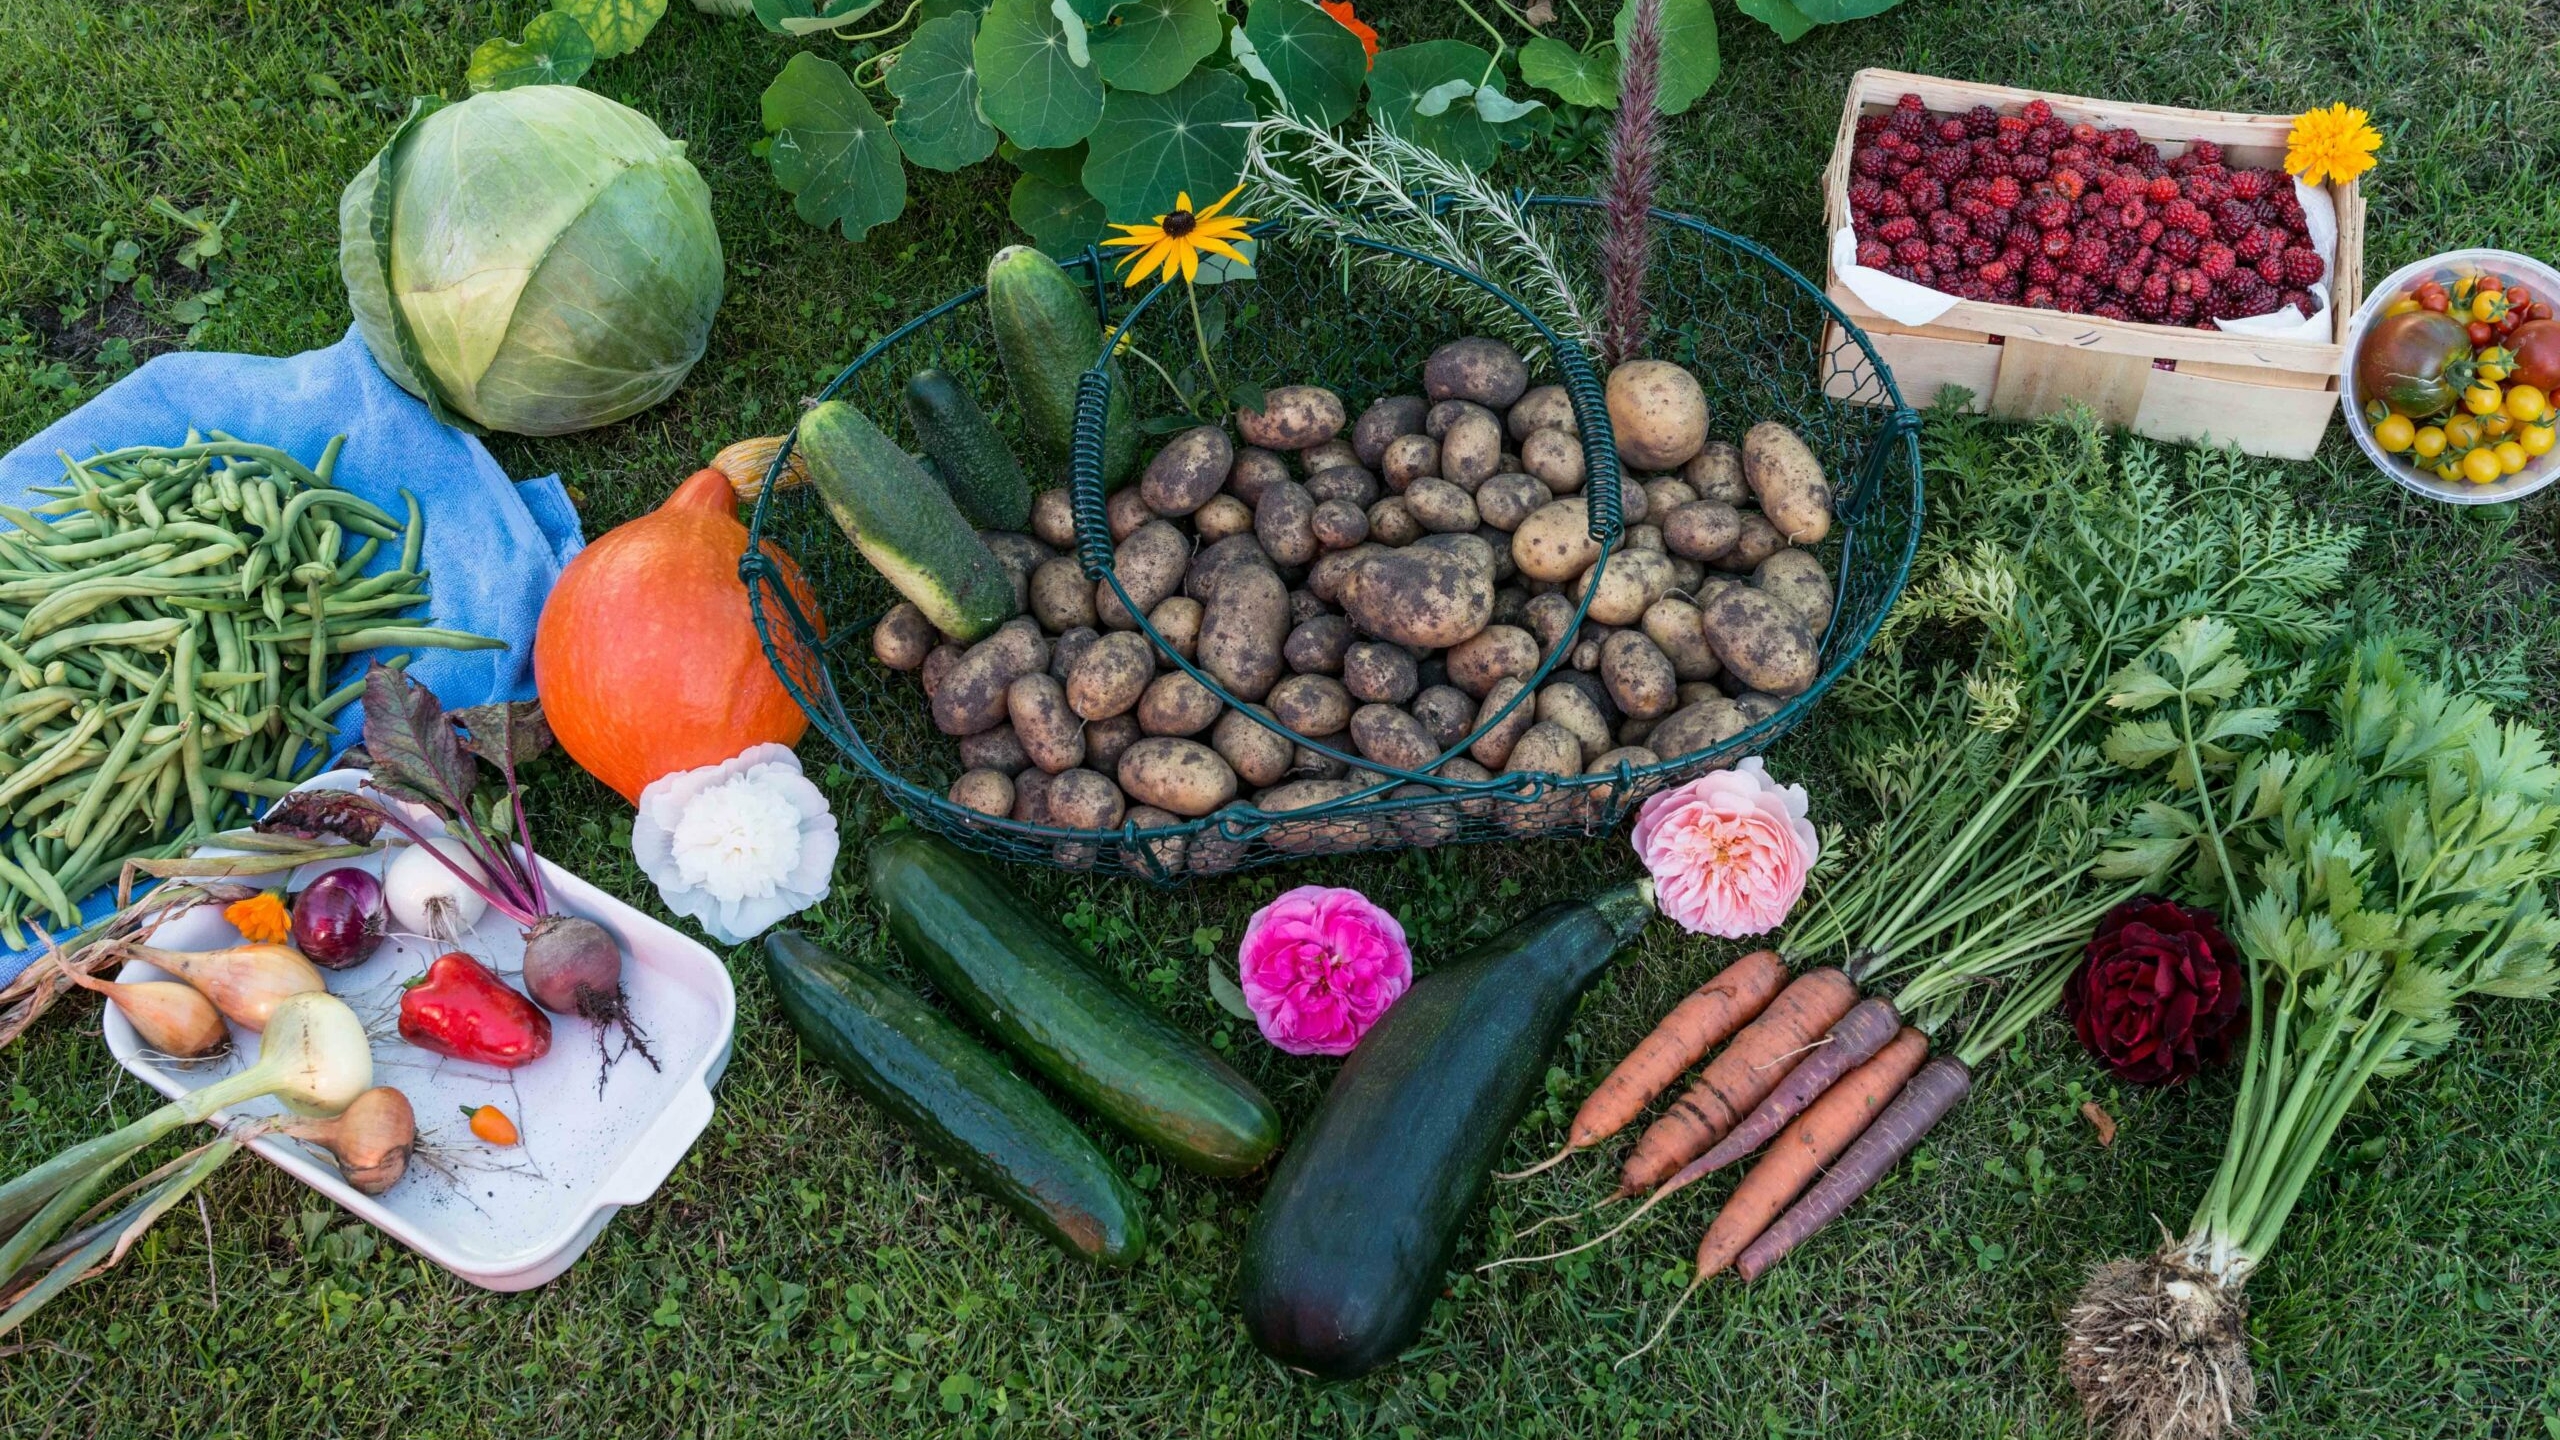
xmin=867 ymin=833 xmax=1280 ymax=1176
xmin=797 ymin=400 xmax=1018 ymax=642
xmin=985 ymin=245 xmax=1138 ymax=489
xmin=763 ymin=931 xmax=1145 ymax=1266
xmin=1236 ymin=883 xmax=1657 ymax=1378
xmin=904 ymin=369 xmax=1033 ymax=530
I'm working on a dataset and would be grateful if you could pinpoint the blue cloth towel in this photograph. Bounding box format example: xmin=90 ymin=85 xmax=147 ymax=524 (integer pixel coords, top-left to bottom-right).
xmin=0 ymin=328 xmax=585 ymax=983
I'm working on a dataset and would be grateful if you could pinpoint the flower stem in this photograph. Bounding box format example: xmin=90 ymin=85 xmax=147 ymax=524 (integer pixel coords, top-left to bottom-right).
xmin=1185 ymin=284 xmax=1226 ymax=413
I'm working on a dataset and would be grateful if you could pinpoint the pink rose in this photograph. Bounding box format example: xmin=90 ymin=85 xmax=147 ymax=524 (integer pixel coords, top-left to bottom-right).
xmin=1237 ymin=885 xmax=1413 ymax=1056
xmin=1629 ymin=758 xmax=1818 ymax=938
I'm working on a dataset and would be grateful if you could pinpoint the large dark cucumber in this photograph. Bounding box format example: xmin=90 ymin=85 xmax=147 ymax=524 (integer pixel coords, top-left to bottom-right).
xmin=763 ymin=930 xmax=1145 ymax=1266
xmin=904 ymin=368 xmax=1033 ymax=530
xmin=1237 ymin=883 xmax=1657 ymax=1377
xmin=866 ymin=833 xmax=1281 ymax=1177
xmin=985 ymin=245 xmax=1138 ymax=488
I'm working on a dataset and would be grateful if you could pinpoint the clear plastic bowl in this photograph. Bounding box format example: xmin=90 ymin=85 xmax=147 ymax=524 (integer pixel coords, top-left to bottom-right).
xmin=2342 ymin=247 xmax=2560 ymax=506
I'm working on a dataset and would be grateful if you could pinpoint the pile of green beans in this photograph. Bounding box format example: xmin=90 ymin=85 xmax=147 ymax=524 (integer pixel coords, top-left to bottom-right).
xmin=0 ymin=431 xmax=499 ymax=946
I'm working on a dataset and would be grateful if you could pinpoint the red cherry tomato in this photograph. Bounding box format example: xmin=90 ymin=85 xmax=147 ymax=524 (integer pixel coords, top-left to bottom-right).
xmin=2476 ymin=275 xmax=2504 ymax=294
xmin=399 ymin=952 xmax=552 ymax=1068
xmin=2469 ymin=320 xmax=2496 ymax=347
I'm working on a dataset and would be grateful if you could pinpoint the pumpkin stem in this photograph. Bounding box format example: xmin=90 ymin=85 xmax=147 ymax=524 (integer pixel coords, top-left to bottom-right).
xmin=664 ymin=467 xmax=740 ymax=519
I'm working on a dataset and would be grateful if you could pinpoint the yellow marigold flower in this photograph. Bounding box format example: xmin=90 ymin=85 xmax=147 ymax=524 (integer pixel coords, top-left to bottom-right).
xmin=1102 ymin=183 xmax=1256 ymax=288
xmin=2285 ymin=103 xmax=2382 ymax=186
xmin=224 ymin=891 xmax=293 ymax=945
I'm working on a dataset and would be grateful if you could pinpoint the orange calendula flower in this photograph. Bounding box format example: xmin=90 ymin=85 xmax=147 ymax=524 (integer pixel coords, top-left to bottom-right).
xmin=1320 ymin=1 xmax=1378 ymax=68
xmin=224 ymin=891 xmax=293 ymax=945
xmin=1102 ymin=183 xmax=1257 ymax=288
xmin=2284 ymin=102 xmax=2382 ymax=186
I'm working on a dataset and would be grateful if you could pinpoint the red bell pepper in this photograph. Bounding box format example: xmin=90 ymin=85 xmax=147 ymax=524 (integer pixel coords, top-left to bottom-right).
xmin=399 ymin=952 xmax=552 ymax=1068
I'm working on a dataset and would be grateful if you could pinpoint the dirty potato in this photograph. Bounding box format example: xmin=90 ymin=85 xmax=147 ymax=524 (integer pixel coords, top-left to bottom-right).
xmin=1213 ymin=706 xmax=1295 ymax=787
xmin=1065 ymin=629 xmax=1157 ymax=720
xmin=1044 ymin=768 xmax=1126 ymax=831
xmin=1312 ymin=498 xmax=1371 ymax=550
xmin=1647 ymin=697 xmax=1751 ymax=759
xmin=1439 ymin=410 xmax=1504 ymax=491
xmin=1520 ymin=427 xmax=1586 ymax=495
xmin=1117 ymin=737 xmax=1239 ymax=816
xmin=1349 ymin=703 xmax=1440 ymax=772
xmin=1536 ymin=682 xmax=1612 ymax=763
xmin=1136 ymin=670 xmax=1224 ymax=737
xmin=1268 ymin=673 xmax=1355 ymax=736
xmin=1683 ymin=440 xmax=1749 ymax=505
xmin=1185 ymin=533 xmax=1275 ymax=605
xmin=1147 ymin=596 xmax=1203 ymax=661
xmin=1031 ymin=556 xmax=1100 ymax=632
xmin=1570 ymin=546 xmax=1676 ymax=626
xmin=932 ymin=619 xmax=1047 ymax=736
xmin=1600 ymin=630 xmax=1679 ymax=719
xmin=949 ymin=769 xmax=1015 ymax=819
xmin=1084 ymin=713 xmax=1141 ymax=775
xmin=1507 ymin=383 xmax=1578 ymax=441
xmin=1468 ymin=676 xmax=1538 ymax=767
xmin=1380 ymin=432 xmax=1440 ymax=493
xmin=1341 ymin=640 xmax=1422 ymax=704
xmin=1097 ymin=519 xmax=1187 ymax=629
xmin=959 ymin=723 xmax=1031 ymax=775
xmin=1237 ymin=386 xmax=1346 ymax=450
xmin=1425 ymin=336 xmax=1530 ymax=408
xmin=1010 ymin=767 xmax=1053 ymax=824
xmin=1605 ymin=360 xmax=1709 ymax=470
xmin=1447 ymin=624 xmax=1540 ymax=698
xmin=1141 ymin=425 xmax=1233 ymax=517
xmin=1512 ymin=497 xmax=1602 ymax=582
xmin=1284 ymin=613 xmax=1352 ymax=674
xmin=1411 ymin=684 xmax=1477 ymax=750
xmin=1475 ymin=472 xmax=1551 ymax=532
xmin=1227 ymin=446 xmax=1292 ymax=506
xmin=1029 ymin=487 xmax=1078 ymax=550
xmin=1366 ymin=495 xmax=1422 ymax=546
xmin=1743 ymin=421 xmax=1834 ymax=544
xmin=1254 ymin=479 xmax=1319 ymax=568
xmin=1404 ymin=477 xmax=1481 ymax=534
xmin=1663 ymin=500 xmax=1743 ymax=561
xmin=1353 ymin=394 xmax=1430 ymax=468
xmin=1307 ymin=464 xmax=1380 ymax=509
xmin=1008 ymin=673 xmax=1085 ymax=772
xmin=1339 ymin=544 xmax=1495 ymax=649
xmin=1199 ymin=562 xmax=1290 ymax=702
xmin=1194 ymin=494 xmax=1254 ymax=545
xmin=1753 ymin=548 xmax=1834 ymax=631
xmin=871 ymin=601 xmax=936 ymax=671
xmin=1640 ymin=596 xmax=1723 ymax=682
xmin=1120 ymin=804 xmax=1188 ymax=875
xmin=1699 ymin=585 xmax=1818 ymax=696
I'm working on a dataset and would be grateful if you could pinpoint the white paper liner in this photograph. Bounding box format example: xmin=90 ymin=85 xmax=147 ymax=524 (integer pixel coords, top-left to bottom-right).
xmin=1833 ymin=174 xmax=2340 ymax=339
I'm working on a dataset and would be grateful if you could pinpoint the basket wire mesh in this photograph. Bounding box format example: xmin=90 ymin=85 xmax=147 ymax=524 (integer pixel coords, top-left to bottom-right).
xmin=744 ymin=200 xmax=1923 ymax=882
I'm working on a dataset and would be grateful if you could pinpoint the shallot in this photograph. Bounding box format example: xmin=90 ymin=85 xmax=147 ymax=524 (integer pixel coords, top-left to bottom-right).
xmin=63 ymin=970 xmax=228 ymax=1059
xmin=110 ymin=942 xmax=323 ymax=1033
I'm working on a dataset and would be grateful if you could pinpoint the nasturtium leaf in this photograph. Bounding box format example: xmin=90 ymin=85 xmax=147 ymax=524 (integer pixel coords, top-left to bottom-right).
xmin=1518 ymin=36 xmax=1617 ymax=107
xmin=1368 ymin=41 xmax=1502 ymax=169
xmin=1193 ymin=233 xmax=1257 ymax=286
xmin=1048 ymin=0 xmax=1093 ymax=66
xmin=1413 ymin=77 xmax=1475 ymax=117
xmin=1236 ymin=0 xmax=1366 ymax=127
xmin=1009 ymin=172 xmax=1112 ymax=257
xmin=552 ymin=0 xmax=666 ymax=58
xmin=1055 ymin=0 xmax=1118 ymax=21
xmin=1081 ymin=64 xmax=1253 ymax=222
xmin=1091 ymin=0 xmax=1223 ymax=95
xmin=466 ymin=12 xmax=596 ymax=92
xmin=763 ymin=52 xmax=909 ymax=242
xmin=919 ymin=0 xmax=984 ymax=17
xmin=1613 ymin=0 xmax=1718 ymax=115
xmin=754 ymin=0 xmax=880 ymax=32
xmin=888 ymin=12 xmax=999 ymax=170
xmin=1002 ymin=140 xmax=1088 ymax=186
xmin=1472 ymin=84 xmax=1545 ymax=125
xmin=1794 ymin=0 xmax=1904 ymax=20
xmin=976 ymin=0 xmax=1106 ymax=150
xmin=1734 ymin=0 xmax=1819 ymax=41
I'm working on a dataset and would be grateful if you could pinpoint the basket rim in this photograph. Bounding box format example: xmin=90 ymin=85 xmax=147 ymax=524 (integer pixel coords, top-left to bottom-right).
xmin=743 ymin=200 xmax=1926 ymax=866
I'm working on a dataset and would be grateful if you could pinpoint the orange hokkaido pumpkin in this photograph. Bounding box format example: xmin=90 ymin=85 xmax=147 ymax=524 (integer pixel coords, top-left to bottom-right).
xmin=534 ymin=468 xmax=824 ymax=803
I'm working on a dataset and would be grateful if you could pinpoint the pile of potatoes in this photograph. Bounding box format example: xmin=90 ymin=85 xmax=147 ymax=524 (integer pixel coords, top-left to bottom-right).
xmin=868 ymin=336 xmax=1838 ymax=872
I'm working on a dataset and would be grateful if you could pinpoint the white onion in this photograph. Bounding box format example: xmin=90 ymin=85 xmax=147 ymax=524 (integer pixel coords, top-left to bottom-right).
xmin=384 ymin=838 xmax=491 ymax=940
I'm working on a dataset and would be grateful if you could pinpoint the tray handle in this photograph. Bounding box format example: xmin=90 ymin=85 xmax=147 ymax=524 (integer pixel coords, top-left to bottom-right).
xmin=595 ymin=1081 xmax=716 ymax=1208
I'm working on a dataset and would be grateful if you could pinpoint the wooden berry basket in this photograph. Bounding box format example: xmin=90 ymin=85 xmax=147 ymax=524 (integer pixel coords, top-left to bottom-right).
xmin=1817 ymin=68 xmax=2367 ymax=461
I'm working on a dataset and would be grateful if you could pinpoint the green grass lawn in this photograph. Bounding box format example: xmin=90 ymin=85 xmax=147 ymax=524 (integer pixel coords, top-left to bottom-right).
xmin=5 ymin=1 xmax=2560 ymax=1435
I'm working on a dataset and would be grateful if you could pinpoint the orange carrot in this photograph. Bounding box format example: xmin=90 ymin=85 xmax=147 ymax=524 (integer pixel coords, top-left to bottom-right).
xmin=1616 ymin=966 xmax=1857 ymax=1196
xmin=1499 ymin=950 xmax=1786 ymax=1179
xmin=1695 ymin=1026 xmax=1928 ymax=1278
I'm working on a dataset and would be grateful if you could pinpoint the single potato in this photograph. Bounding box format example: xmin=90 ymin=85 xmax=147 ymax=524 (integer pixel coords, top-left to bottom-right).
xmin=1236 ymin=385 xmax=1347 ymax=450
xmin=1117 ymin=737 xmax=1239 ymax=816
xmin=1743 ymin=421 xmax=1834 ymax=544
xmin=1606 ymin=360 xmax=1710 ymax=470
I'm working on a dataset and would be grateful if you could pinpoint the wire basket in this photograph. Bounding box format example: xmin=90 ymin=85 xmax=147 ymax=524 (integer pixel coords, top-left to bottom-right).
xmin=744 ymin=200 xmax=1923 ymax=882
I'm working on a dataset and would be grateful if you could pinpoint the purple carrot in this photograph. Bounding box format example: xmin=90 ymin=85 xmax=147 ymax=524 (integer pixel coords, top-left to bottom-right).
xmin=1695 ymin=996 xmax=1903 ymax=1173
xmin=1734 ymin=1054 xmax=1976 ymax=1281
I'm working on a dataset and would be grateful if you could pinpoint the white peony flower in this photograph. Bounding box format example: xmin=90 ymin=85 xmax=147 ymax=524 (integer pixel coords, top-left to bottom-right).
xmin=633 ymin=743 xmax=837 ymax=945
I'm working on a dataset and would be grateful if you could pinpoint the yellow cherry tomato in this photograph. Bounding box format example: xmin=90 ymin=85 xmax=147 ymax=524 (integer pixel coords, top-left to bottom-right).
xmin=2462 ymin=447 xmax=2506 ymax=484
xmin=2444 ymin=416 xmax=2483 ymax=449
xmin=2435 ymin=461 xmax=2465 ymax=483
xmin=2464 ymin=383 xmax=2506 ymax=415
xmin=2506 ymin=384 xmax=2549 ymax=423
xmin=2523 ymin=423 xmax=2557 ymax=457
xmin=2384 ymin=296 xmax=2421 ymax=317
xmin=2495 ymin=441 xmax=2530 ymax=475
xmin=2479 ymin=360 xmax=2511 ymax=383
xmin=2413 ymin=425 xmax=2449 ymax=458
xmin=2484 ymin=414 xmax=2514 ymax=438
xmin=2373 ymin=413 xmax=2417 ymax=452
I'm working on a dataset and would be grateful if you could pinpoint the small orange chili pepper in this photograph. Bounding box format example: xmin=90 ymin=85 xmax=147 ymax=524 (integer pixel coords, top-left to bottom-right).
xmin=463 ymin=1104 xmax=520 ymax=1146
xmin=224 ymin=891 xmax=292 ymax=945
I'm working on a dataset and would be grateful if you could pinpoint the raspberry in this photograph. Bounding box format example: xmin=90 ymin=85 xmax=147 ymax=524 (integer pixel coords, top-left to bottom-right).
xmin=2281 ymin=288 xmax=2316 ymax=315
xmin=1929 ymin=241 xmax=1961 ymax=271
xmin=2271 ymin=191 xmax=2307 ymax=229
xmin=2056 ymin=271 xmax=2090 ymax=300
xmin=2054 ymin=143 xmax=2094 ymax=167
xmin=2101 ymin=175 xmax=2144 ymax=208
xmin=1891 ymin=106 xmax=1930 ymax=140
xmin=2042 ymin=229 xmax=2075 ymax=259
xmin=1965 ymin=104 xmax=2001 ymax=137
xmin=1895 ymin=237 xmax=1931 ymax=265
xmin=2160 ymin=198 xmax=2208 ymax=235
xmin=2023 ymin=98 xmax=2054 ymax=126
xmin=2171 ymin=267 xmax=2207 ymax=298
xmin=1929 ymin=210 xmax=1973 ymax=244
xmin=1979 ymin=259 xmax=2012 ymax=285
xmin=2117 ymin=199 xmax=2149 ymax=230
xmin=2067 ymin=235 xmax=2112 ymax=275
xmin=2026 ymin=256 xmax=2060 ymax=285
xmin=2280 ymin=247 xmax=2325 ymax=286
xmin=1962 ymin=237 xmax=1998 ymax=267
xmin=1884 ymin=263 xmax=1917 ymax=283
xmin=2227 ymin=168 xmax=2269 ymax=201
xmin=2026 ymin=125 xmax=2059 ymax=157
xmin=2138 ymin=218 xmax=2166 ymax=246
xmin=2111 ymin=263 xmax=2146 ymax=295
xmin=2232 ymin=227 xmax=2271 ymax=263
xmin=1856 ymin=239 xmax=1892 ymax=269
xmin=1878 ymin=190 xmax=1911 ymax=218
xmin=2051 ymin=168 xmax=2086 ymax=200
xmin=2168 ymin=295 xmax=2198 ymax=324
xmin=2213 ymin=198 xmax=2258 ymax=236
xmin=2146 ymin=175 xmax=2180 ymax=204
xmin=1849 ymin=178 xmax=1889 ymax=213
xmin=1985 ymin=175 xmax=2023 ymax=208
xmin=2135 ymin=276 xmax=2171 ymax=319
xmin=2254 ymin=252 xmax=2286 ymax=283
xmin=2198 ymin=243 xmax=2236 ymax=281
xmin=1855 ymin=113 xmax=1886 ymax=140
xmin=2160 ymin=229 xmax=2201 ymax=263
xmin=2092 ymin=301 xmax=2132 ymax=321
xmin=1937 ymin=118 xmax=1968 ymax=144
xmin=2007 ymin=221 xmax=2042 ymax=252
xmin=2186 ymin=139 xmax=2223 ymax=167
xmin=2101 ymin=127 xmax=2143 ymax=159
xmin=1975 ymin=150 xmax=2013 ymax=179
xmin=1895 ymin=92 xmax=1927 ymax=114
xmin=2011 ymin=153 xmax=2049 ymax=181
xmin=2023 ymin=284 xmax=2057 ymax=309
xmin=2029 ymin=195 xmax=2075 ymax=230
xmin=1853 ymin=147 xmax=1887 ymax=180
xmin=1956 ymin=196 xmax=1999 ymax=227
xmin=1927 ymin=146 xmax=1972 ymax=179
xmin=1877 ymin=215 xmax=1920 ymax=245
xmin=2071 ymin=122 xmax=2101 ymax=145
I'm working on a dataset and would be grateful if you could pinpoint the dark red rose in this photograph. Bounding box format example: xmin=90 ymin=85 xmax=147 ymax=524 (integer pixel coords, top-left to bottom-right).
xmin=2065 ymin=895 xmax=2247 ymax=1087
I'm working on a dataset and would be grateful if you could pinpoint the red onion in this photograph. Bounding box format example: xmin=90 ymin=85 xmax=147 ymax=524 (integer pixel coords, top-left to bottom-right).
xmin=292 ymin=867 xmax=388 ymax=969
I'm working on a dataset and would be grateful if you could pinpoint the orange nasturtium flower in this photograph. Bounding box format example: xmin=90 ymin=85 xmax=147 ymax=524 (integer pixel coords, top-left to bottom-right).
xmin=1320 ymin=1 xmax=1378 ymax=68
xmin=224 ymin=891 xmax=293 ymax=944
xmin=2284 ymin=102 xmax=2382 ymax=186
xmin=1104 ymin=184 xmax=1257 ymax=287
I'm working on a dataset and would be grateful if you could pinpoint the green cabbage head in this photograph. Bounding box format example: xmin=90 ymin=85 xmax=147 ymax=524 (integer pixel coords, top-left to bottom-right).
xmin=339 ymin=86 xmax=724 ymax=437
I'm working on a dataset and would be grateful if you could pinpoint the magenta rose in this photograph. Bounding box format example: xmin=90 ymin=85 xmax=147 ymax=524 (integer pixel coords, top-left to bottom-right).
xmin=2066 ymin=895 xmax=2248 ymax=1087
xmin=1237 ymin=885 xmax=1413 ymax=1056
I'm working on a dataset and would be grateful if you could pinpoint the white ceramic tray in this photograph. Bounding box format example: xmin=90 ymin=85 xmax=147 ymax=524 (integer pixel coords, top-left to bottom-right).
xmin=103 ymin=771 xmax=734 ymax=1291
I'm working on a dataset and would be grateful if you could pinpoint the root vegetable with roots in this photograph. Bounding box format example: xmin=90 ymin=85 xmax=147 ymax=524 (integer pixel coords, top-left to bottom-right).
xmin=2061 ymin=633 xmax=2560 ymax=1440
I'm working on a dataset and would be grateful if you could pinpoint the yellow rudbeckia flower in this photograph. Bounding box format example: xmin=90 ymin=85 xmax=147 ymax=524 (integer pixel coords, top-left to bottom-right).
xmin=1103 ymin=184 xmax=1256 ymax=288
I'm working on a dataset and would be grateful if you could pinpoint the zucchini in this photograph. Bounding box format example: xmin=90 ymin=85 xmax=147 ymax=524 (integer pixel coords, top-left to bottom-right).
xmin=985 ymin=245 xmax=1138 ymax=489
xmin=903 ymin=369 xmax=1033 ymax=530
xmin=796 ymin=400 xmax=1018 ymax=642
xmin=867 ymin=833 xmax=1280 ymax=1176
xmin=763 ymin=931 xmax=1145 ymax=1266
xmin=1236 ymin=883 xmax=1657 ymax=1378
